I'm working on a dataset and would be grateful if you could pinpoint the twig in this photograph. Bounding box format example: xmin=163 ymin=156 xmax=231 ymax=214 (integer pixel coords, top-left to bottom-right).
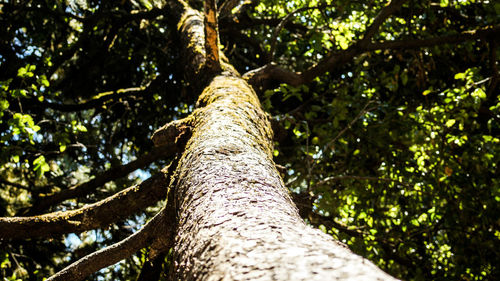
xmin=324 ymin=100 xmax=375 ymax=152
xmin=269 ymin=4 xmax=334 ymax=62
xmin=317 ymin=175 xmax=413 ymax=188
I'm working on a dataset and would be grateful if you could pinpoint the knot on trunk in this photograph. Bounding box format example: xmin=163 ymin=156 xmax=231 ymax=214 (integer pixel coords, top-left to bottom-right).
xmin=151 ymin=117 xmax=193 ymax=148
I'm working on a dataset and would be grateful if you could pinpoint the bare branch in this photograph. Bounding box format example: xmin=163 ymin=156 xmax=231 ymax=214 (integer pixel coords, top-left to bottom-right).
xmin=25 ymin=144 xmax=177 ymax=215
xmin=0 ymin=172 xmax=168 ymax=239
xmin=46 ymin=208 xmax=172 ymax=281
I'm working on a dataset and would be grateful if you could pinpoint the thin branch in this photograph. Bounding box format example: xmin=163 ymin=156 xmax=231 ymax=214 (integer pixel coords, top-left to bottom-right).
xmin=25 ymin=144 xmax=177 ymax=215
xmin=301 ymin=0 xmax=408 ymax=82
xmin=204 ymin=0 xmax=221 ymax=73
xmin=365 ymin=25 xmax=500 ymax=51
xmin=317 ymin=175 xmax=413 ymax=188
xmin=269 ymin=4 xmax=334 ymax=62
xmin=41 ymin=86 xmax=145 ymax=112
xmin=46 ymin=208 xmax=171 ymax=281
xmin=487 ymin=39 xmax=499 ymax=97
xmin=40 ymin=75 xmax=164 ymax=112
xmin=0 ymin=172 xmax=168 ymax=239
xmin=324 ymin=101 xmax=375 ymax=152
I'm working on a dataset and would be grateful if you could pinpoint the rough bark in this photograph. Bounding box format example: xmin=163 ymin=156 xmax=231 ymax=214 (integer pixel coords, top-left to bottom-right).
xmin=169 ymin=75 xmax=398 ymax=280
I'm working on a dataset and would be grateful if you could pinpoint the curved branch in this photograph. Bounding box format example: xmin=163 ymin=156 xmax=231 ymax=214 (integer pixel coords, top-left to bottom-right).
xmin=244 ymin=25 xmax=500 ymax=91
xmin=25 ymin=144 xmax=177 ymax=215
xmin=46 ymin=207 xmax=172 ymax=281
xmin=0 ymin=172 xmax=168 ymax=239
xmin=244 ymin=0 xmax=408 ymax=89
xmin=358 ymin=0 xmax=409 ymax=47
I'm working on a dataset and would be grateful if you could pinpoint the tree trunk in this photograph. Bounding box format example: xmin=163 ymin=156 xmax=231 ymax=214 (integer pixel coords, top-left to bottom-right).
xmin=163 ymin=1 xmax=398 ymax=279
xmin=169 ymin=75 xmax=397 ymax=280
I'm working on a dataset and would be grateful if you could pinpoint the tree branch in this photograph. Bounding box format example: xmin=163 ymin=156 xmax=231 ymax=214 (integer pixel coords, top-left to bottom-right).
xmin=25 ymin=144 xmax=177 ymax=215
xmin=38 ymin=75 xmax=165 ymax=112
xmin=365 ymin=25 xmax=500 ymax=50
xmin=317 ymin=175 xmax=413 ymax=188
xmin=46 ymin=207 xmax=172 ymax=281
xmin=41 ymin=86 xmax=146 ymax=112
xmin=301 ymin=0 xmax=408 ymax=83
xmin=487 ymin=39 xmax=499 ymax=97
xmin=0 ymin=172 xmax=168 ymax=239
xmin=358 ymin=0 xmax=409 ymax=47
xmin=244 ymin=24 xmax=500 ymax=91
xmin=204 ymin=0 xmax=221 ymax=73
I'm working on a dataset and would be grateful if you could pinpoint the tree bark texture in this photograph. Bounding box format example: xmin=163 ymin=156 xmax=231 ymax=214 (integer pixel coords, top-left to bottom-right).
xmin=170 ymin=75 xmax=397 ymax=280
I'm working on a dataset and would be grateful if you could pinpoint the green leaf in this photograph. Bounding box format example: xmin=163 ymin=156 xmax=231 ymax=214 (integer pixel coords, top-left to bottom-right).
xmin=11 ymin=155 xmax=20 ymax=163
xmin=0 ymin=99 xmax=8 ymax=111
xmin=76 ymin=124 xmax=87 ymax=132
xmin=471 ymin=88 xmax=486 ymax=99
xmin=38 ymin=75 xmax=50 ymax=87
xmin=17 ymin=67 xmax=27 ymax=77
xmin=33 ymin=155 xmax=50 ymax=178
xmin=445 ymin=119 xmax=456 ymax=127
xmin=422 ymin=89 xmax=432 ymax=96
xmin=454 ymin=72 xmax=466 ymax=80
